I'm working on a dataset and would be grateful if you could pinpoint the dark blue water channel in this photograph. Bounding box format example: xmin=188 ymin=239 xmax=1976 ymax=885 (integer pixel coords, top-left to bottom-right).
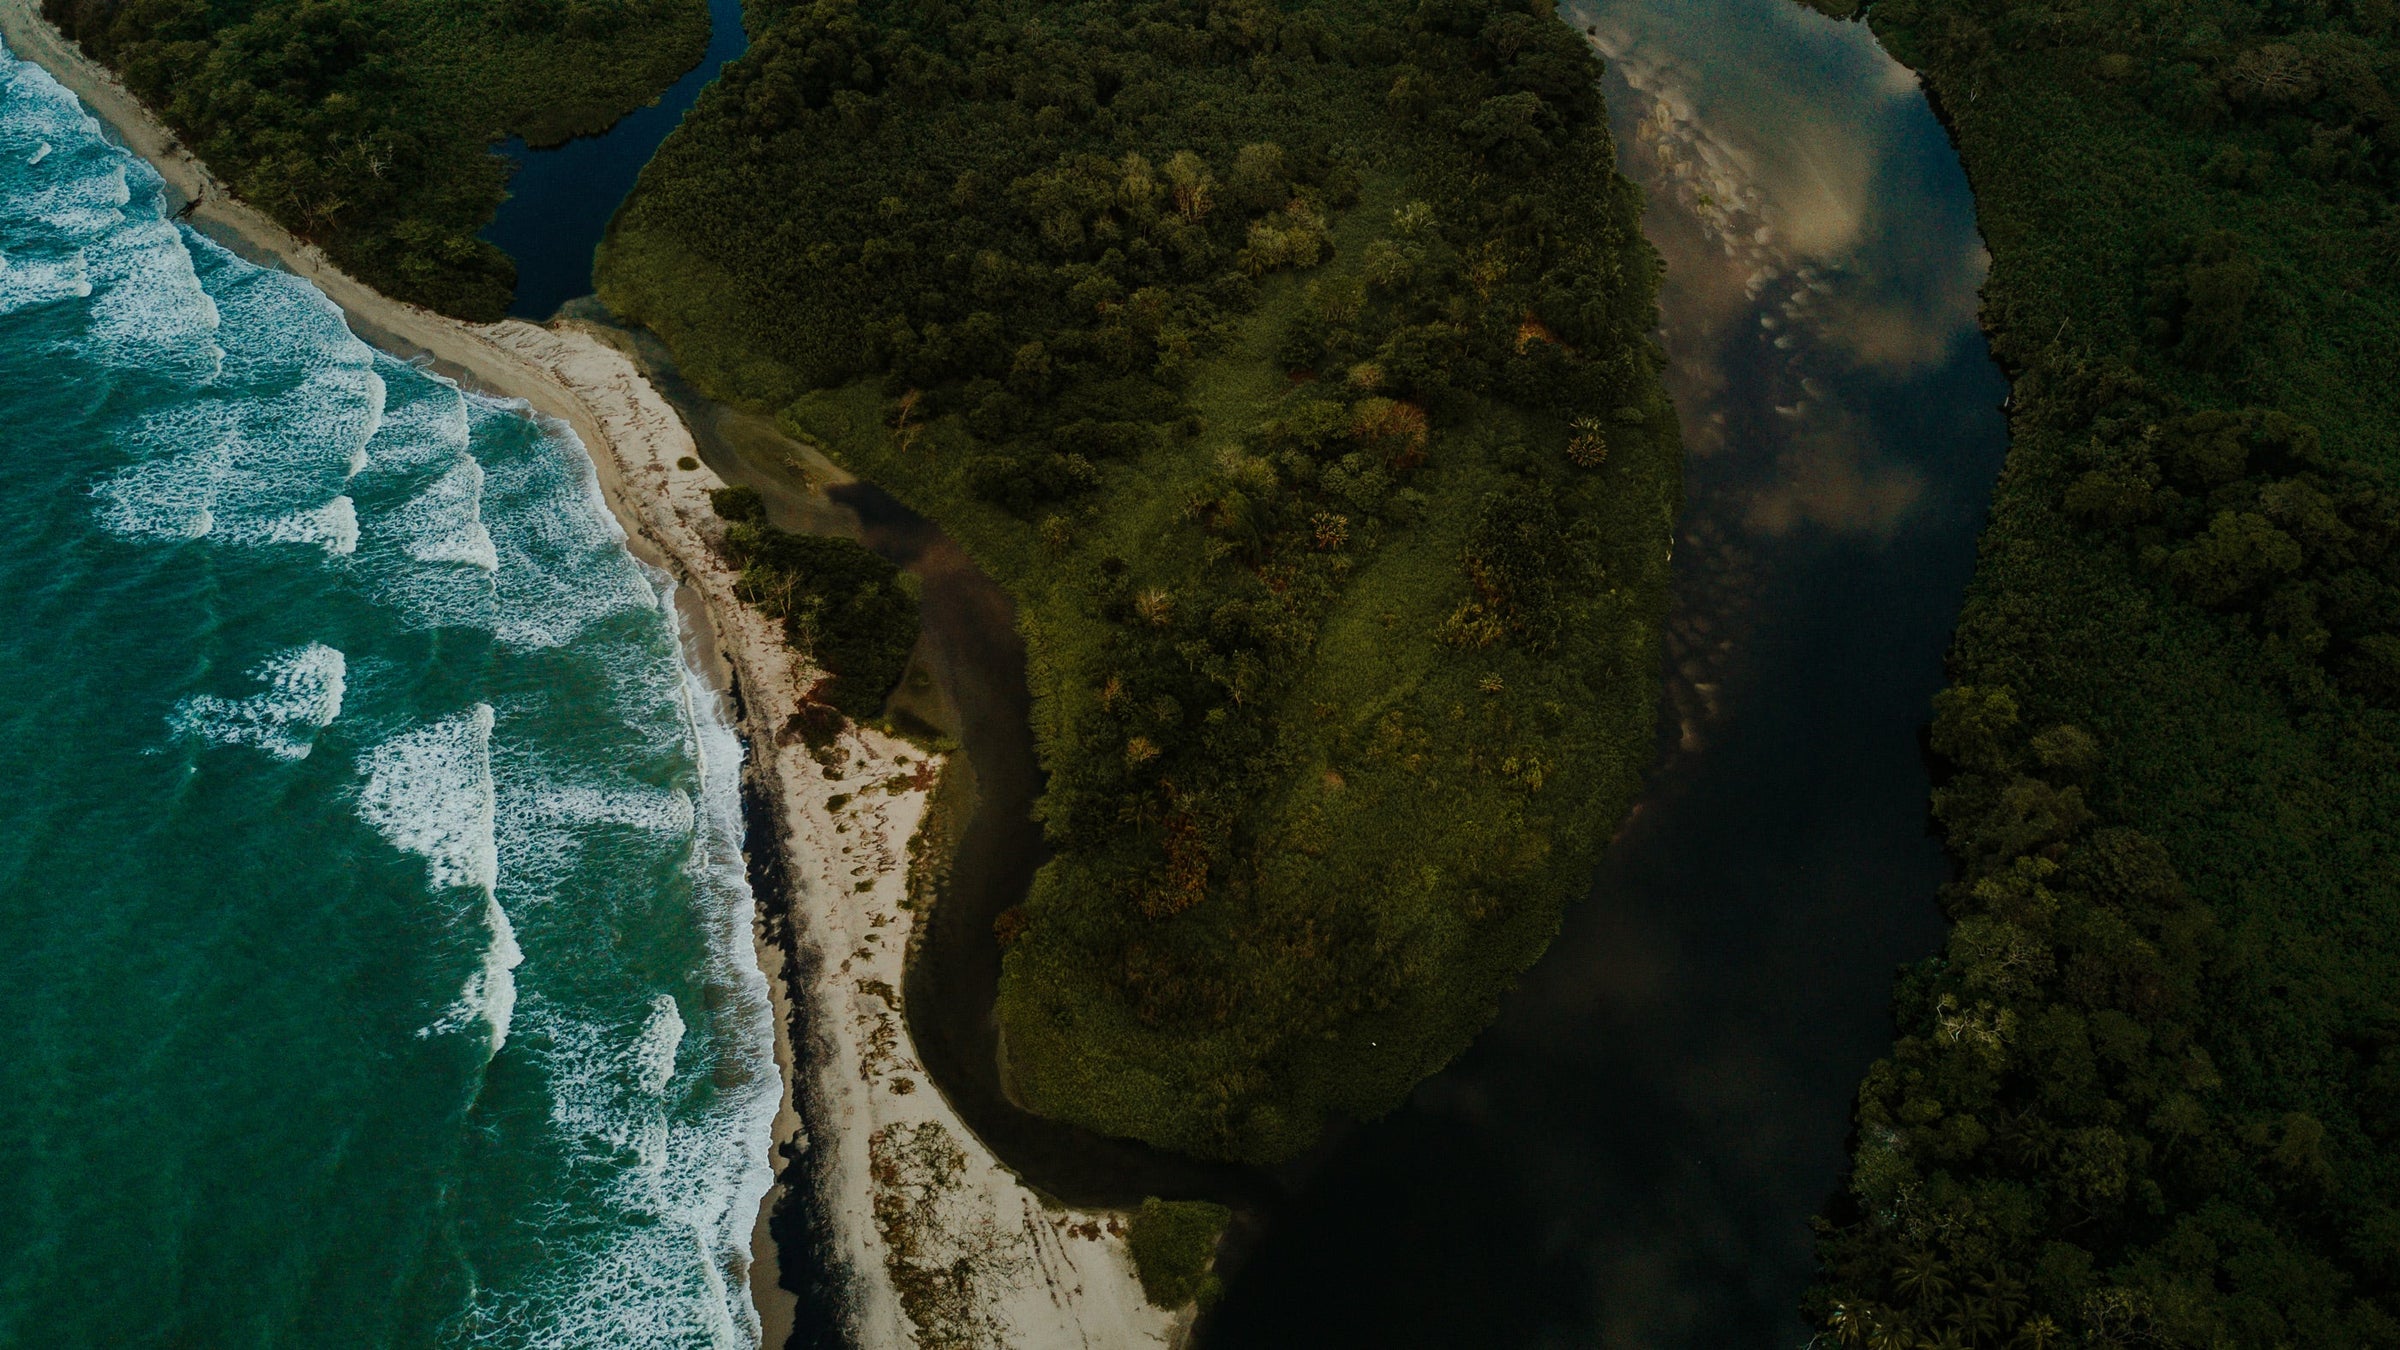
xmin=1201 ymin=1 xmax=2010 ymax=1345
xmin=483 ymin=0 xmax=749 ymax=319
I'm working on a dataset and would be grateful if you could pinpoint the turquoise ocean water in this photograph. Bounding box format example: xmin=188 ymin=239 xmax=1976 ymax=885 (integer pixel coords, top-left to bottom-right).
xmin=0 ymin=44 xmax=780 ymax=1349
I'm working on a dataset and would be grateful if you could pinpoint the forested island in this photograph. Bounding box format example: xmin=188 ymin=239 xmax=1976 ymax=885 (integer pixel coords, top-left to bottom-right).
xmin=1807 ymin=0 xmax=2400 ymax=1344
xmin=41 ymin=0 xmax=709 ymax=315
xmin=602 ymin=0 xmax=1680 ymax=1163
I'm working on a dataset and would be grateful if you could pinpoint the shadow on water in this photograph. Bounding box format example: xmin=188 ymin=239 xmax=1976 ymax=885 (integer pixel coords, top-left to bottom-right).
xmin=1202 ymin=1 xmax=2008 ymax=1345
xmin=481 ymin=0 xmax=749 ymax=320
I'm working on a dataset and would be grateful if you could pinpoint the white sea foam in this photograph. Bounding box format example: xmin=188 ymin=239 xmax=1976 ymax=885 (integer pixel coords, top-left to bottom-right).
xmin=11 ymin=35 xmax=777 ymax=1346
xmin=0 ymin=247 xmax=91 ymax=315
xmin=359 ymin=383 xmax=664 ymax=645
xmin=83 ymin=222 xmax=383 ymax=551
xmin=360 ymin=704 xmax=498 ymax=895
xmin=634 ymin=995 xmax=685 ymax=1097
xmin=351 ymin=370 xmax=388 ymax=475
xmin=542 ymin=993 xmax=687 ymax=1173
xmin=469 ymin=402 xmax=657 ymax=650
xmin=224 ymin=493 xmax=358 ymax=555
xmin=84 ymin=214 xmax=220 ymax=370
xmin=250 ymin=363 xmax=387 ymax=478
xmin=537 ymin=784 xmax=697 ymax=835
xmin=320 ymin=494 xmax=360 ymax=555
xmin=8 ymin=156 xmax=126 ymax=237
xmin=347 ymin=365 xmax=511 ymax=630
xmin=0 ymin=55 xmax=107 ymax=181
xmin=92 ymin=423 xmax=362 ymax=553
xmin=469 ymin=888 xmax=525 ymax=1053
xmin=200 ymin=238 xmax=375 ymax=384
xmin=393 ymin=459 xmax=499 ymax=572
xmin=366 ymin=367 xmax=473 ymax=472
xmin=168 ymin=643 xmax=347 ymax=760
xmin=92 ymin=430 xmax=229 ymax=541
xmin=362 ymin=706 xmax=521 ymax=1052
xmin=95 ymin=351 xmax=385 ymax=553
xmin=448 ymin=610 xmax=776 ymax=1350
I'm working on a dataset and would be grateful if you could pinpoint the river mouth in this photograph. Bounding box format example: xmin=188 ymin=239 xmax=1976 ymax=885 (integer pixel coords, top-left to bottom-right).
xmin=1198 ymin=1 xmax=2008 ymax=1344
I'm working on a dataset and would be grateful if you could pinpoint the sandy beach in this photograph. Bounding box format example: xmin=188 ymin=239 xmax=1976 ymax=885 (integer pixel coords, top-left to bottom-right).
xmin=0 ymin=5 xmax=1184 ymax=1345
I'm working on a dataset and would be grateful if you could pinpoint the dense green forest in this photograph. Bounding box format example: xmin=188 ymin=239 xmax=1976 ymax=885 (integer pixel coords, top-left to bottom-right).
xmin=708 ymin=485 xmax=920 ymax=718
xmin=1809 ymin=0 xmax=2400 ymax=1344
xmin=601 ymin=0 xmax=1680 ymax=1162
xmin=44 ymin=0 xmax=709 ymax=315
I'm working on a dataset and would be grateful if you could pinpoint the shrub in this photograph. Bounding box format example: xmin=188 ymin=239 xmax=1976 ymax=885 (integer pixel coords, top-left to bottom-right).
xmin=709 ymin=484 xmax=766 ymax=522
xmin=1126 ymin=1197 xmax=1230 ymax=1310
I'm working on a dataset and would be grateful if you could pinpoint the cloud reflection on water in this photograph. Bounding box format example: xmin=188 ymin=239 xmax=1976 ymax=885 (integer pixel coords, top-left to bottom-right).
xmin=1196 ymin=8 xmax=2009 ymax=1345
xmin=1573 ymin=0 xmax=1991 ymax=763
xmin=1591 ymin=0 xmax=1985 ymax=379
xmin=1463 ymin=2 xmax=1999 ymax=1343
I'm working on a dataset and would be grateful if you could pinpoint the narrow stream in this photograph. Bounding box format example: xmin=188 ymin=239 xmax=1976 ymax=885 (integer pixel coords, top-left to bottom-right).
xmin=618 ymin=327 xmax=1269 ymax=1208
xmin=1200 ymin=2 xmax=2008 ymax=1344
xmin=481 ymin=0 xmax=749 ymax=319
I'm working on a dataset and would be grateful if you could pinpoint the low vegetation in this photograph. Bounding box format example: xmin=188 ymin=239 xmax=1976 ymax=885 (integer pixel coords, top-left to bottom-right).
xmin=603 ymin=0 xmax=1679 ymax=1162
xmin=1127 ymin=1196 xmax=1232 ymax=1309
xmin=44 ymin=0 xmax=711 ymax=315
xmin=1810 ymin=0 xmax=2400 ymax=1344
xmin=708 ymin=485 xmax=919 ymax=718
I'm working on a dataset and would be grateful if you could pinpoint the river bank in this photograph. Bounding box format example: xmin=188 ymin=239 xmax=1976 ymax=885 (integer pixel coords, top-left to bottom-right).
xmin=1199 ymin=1 xmax=2008 ymax=1341
xmin=606 ymin=322 xmax=1284 ymax=1214
xmin=0 ymin=6 xmax=1178 ymax=1345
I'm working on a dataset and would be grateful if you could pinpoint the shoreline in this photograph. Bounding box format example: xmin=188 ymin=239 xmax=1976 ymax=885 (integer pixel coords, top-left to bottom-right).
xmin=0 ymin=8 xmax=1188 ymax=1345
xmin=0 ymin=4 xmax=809 ymax=1332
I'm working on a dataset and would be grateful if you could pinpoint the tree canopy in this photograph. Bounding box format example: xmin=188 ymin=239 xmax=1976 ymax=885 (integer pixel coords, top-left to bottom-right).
xmin=48 ymin=0 xmax=710 ymax=315
xmin=602 ymin=0 xmax=1682 ymax=1162
xmin=1811 ymin=0 xmax=2400 ymax=1343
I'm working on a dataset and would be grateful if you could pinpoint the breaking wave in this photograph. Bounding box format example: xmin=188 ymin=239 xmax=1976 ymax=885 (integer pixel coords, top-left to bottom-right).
xmin=360 ymin=705 xmax=521 ymax=1052
xmin=168 ymin=643 xmax=347 ymax=760
xmin=1 ymin=35 xmax=786 ymax=1347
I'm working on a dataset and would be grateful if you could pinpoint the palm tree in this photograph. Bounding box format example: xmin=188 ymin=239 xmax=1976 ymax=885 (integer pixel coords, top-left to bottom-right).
xmin=1870 ymin=1317 xmax=1919 ymax=1350
xmin=1953 ymin=1296 xmax=2001 ymax=1347
xmin=1826 ymin=1300 xmax=1873 ymax=1348
xmin=1971 ymin=1266 xmax=2028 ymax=1334
xmin=2011 ymin=1315 xmax=2061 ymax=1350
xmin=1895 ymin=1250 xmax=1954 ymax=1309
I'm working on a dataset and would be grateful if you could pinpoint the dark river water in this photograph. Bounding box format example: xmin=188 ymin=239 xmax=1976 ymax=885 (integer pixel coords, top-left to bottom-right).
xmin=1200 ymin=2 xmax=2008 ymax=1345
xmin=481 ymin=0 xmax=749 ymax=319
